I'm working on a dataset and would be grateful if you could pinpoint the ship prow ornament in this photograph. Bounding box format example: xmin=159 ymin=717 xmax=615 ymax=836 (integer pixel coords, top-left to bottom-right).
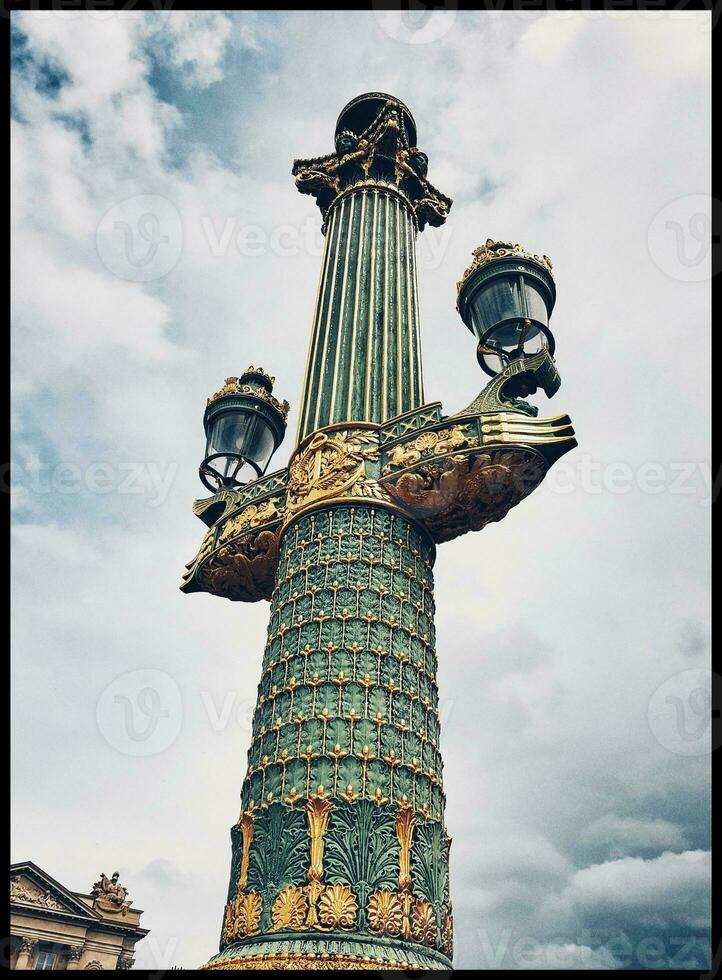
xmin=182 ymin=93 xmax=576 ymax=969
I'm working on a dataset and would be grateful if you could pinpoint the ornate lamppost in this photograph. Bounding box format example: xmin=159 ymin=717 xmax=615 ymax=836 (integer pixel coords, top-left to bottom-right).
xmin=182 ymin=93 xmax=576 ymax=971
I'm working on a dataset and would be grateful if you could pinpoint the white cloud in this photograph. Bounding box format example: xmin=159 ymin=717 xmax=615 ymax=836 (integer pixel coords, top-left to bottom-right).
xmin=18 ymin=12 xmax=147 ymax=105
xmin=12 ymin=227 xmax=177 ymax=367
xmin=580 ymin=814 xmax=689 ymax=856
xmin=557 ymin=850 xmax=710 ymax=930
xmin=621 ymin=12 xmax=711 ymax=77
xmin=516 ymin=941 xmax=622 ymax=970
xmin=472 ymin=833 xmax=573 ymax=887
xmin=143 ymin=12 xmax=236 ymax=88
xmin=520 ymin=13 xmax=586 ymax=65
xmin=11 ymin=9 xmax=710 ymax=970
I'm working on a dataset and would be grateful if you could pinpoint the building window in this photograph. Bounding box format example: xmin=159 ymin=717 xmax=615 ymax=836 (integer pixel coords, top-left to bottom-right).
xmin=34 ymin=948 xmax=56 ymax=970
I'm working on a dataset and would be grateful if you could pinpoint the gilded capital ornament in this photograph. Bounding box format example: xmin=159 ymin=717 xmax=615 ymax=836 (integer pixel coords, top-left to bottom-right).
xmin=292 ymin=95 xmax=451 ymax=232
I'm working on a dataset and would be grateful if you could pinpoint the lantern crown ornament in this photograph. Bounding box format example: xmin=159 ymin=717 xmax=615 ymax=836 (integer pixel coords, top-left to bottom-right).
xmin=182 ymin=95 xmax=576 ymax=970
xmin=456 ymin=238 xmax=554 ymax=289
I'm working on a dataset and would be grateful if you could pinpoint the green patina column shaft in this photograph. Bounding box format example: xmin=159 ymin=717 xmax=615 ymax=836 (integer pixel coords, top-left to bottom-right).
xmin=296 ymin=187 xmax=423 ymax=441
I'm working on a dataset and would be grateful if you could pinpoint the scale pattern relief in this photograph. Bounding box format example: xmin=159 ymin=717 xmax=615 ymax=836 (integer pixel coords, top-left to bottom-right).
xmin=220 ymin=506 xmax=452 ymax=965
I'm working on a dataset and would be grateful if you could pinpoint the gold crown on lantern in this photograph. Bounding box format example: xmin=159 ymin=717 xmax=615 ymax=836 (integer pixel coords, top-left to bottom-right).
xmin=456 ymin=239 xmax=554 ymax=300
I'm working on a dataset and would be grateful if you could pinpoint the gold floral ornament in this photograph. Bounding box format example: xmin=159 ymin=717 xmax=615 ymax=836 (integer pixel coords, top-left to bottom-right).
xmin=317 ymin=883 xmax=358 ymax=930
xmin=218 ymin=498 xmax=279 ymax=544
xmin=384 ymin=449 xmax=547 ymax=544
xmin=383 ymin=425 xmax=476 ymax=475
xmin=238 ymin=892 xmax=263 ymax=936
xmin=441 ymin=906 xmax=454 ymax=957
xmin=201 ymin=528 xmax=280 ymax=602
xmin=291 ymin=97 xmax=451 ymax=231
xmin=367 ymin=888 xmax=404 ymax=937
xmin=207 ymin=369 xmax=290 ymax=420
xmin=223 ymin=891 xmax=263 ymax=942
xmin=201 ymin=951 xmax=423 ymax=970
xmin=394 ymin=804 xmax=415 ymax=891
xmin=237 ymin=810 xmax=255 ymax=891
xmin=411 ymin=899 xmax=437 ymax=946
xmin=305 ymin=794 xmax=334 ymax=883
xmin=271 ymin=886 xmax=308 ymax=931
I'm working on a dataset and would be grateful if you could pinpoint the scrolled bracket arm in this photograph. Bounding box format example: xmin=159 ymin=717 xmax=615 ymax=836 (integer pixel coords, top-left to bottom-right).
xmin=181 ymin=402 xmax=576 ymax=600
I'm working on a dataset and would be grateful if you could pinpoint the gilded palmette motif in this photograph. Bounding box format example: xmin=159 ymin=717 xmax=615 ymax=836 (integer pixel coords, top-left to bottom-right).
xmin=367 ymin=888 xmax=404 ymax=935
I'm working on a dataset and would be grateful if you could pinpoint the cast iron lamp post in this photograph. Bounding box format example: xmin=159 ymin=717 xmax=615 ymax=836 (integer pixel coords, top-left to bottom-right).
xmin=182 ymin=93 xmax=576 ymax=970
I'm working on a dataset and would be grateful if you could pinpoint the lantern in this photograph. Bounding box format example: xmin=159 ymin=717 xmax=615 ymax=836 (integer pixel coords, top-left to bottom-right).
xmin=200 ymin=368 xmax=289 ymax=492
xmin=457 ymin=240 xmax=556 ymax=379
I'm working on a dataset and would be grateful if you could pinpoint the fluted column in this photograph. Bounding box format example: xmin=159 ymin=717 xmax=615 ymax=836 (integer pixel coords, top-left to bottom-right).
xmin=297 ymin=187 xmax=423 ymax=441
xmin=188 ymin=90 xmax=576 ymax=975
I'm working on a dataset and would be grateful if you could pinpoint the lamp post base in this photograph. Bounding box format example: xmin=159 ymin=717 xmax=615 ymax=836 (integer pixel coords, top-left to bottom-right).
xmin=201 ymin=934 xmax=452 ymax=970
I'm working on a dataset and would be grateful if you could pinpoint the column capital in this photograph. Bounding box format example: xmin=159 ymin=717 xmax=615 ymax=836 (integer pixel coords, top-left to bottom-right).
xmin=13 ymin=938 xmax=38 ymax=970
xmin=292 ymin=93 xmax=451 ymax=232
xmin=66 ymin=946 xmax=84 ymax=969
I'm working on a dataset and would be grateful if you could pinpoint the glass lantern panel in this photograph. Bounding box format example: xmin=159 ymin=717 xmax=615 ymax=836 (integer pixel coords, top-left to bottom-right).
xmin=207 ymin=454 xmax=258 ymax=486
xmin=521 ymin=279 xmax=550 ymax=331
xmin=469 ymin=275 xmax=520 ymax=342
xmin=206 ymin=410 xmax=276 ymax=470
xmin=486 ymin=319 xmax=546 ymax=355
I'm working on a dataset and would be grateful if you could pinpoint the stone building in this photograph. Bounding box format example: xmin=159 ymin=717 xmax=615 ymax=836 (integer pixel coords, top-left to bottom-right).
xmin=9 ymin=862 xmax=148 ymax=970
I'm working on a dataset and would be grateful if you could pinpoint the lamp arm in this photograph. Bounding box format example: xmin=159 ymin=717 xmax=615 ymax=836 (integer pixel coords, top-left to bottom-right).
xmin=455 ymin=347 xmax=561 ymax=418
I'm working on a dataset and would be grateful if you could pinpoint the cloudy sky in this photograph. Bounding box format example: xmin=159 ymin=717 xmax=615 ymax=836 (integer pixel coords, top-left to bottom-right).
xmin=11 ymin=9 xmax=711 ymax=970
